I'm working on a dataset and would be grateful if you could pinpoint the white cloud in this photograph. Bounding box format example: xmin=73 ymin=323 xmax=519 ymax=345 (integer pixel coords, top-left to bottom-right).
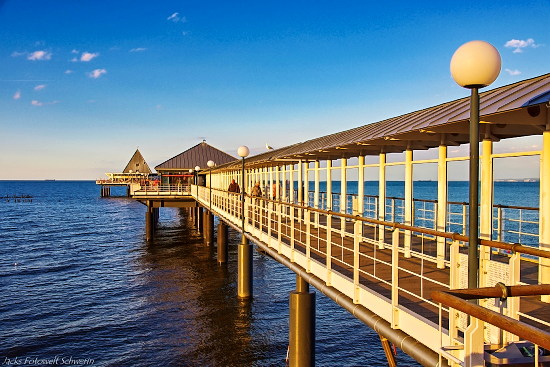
xmin=167 ymin=12 xmax=179 ymax=21
xmin=504 ymin=38 xmax=540 ymax=53
xmin=31 ymin=100 xmax=59 ymax=106
xmin=130 ymin=47 xmax=147 ymax=52
xmin=505 ymin=68 xmax=522 ymax=76
xmin=34 ymin=84 xmax=46 ymax=91
xmin=167 ymin=12 xmax=186 ymax=23
xmin=65 ymin=70 xmax=74 ymax=74
xmin=71 ymin=49 xmax=79 ymax=54
xmin=13 ymin=90 xmax=21 ymax=100
xmin=11 ymin=51 xmax=25 ymax=57
xmin=88 ymin=69 xmax=107 ymax=79
xmin=81 ymin=52 xmax=99 ymax=62
xmin=27 ymin=50 xmax=52 ymax=60
xmin=182 ymin=31 xmax=190 ymax=36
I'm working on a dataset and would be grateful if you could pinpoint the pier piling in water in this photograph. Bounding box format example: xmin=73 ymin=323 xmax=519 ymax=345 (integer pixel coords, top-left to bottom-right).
xmin=217 ymin=221 xmax=228 ymax=264
xmin=145 ymin=202 xmax=154 ymax=242
xmin=204 ymin=210 xmax=214 ymax=246
xmin=197 ymin=207 xmax=204 ymax=234
xmin=237 ymin=236 xmax=252 ymax=299
xmin=289 ymin=275 xmax=315 ymax=367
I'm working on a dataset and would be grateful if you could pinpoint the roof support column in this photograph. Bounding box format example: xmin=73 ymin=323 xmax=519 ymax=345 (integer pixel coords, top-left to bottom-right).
xmin=354 ymin=156 xmax=365 ymax=303
xmin=404 ymin=149 xmax=413 ymax=258
xmin=304 ymin=162 xmax=310 ymax=206
xmin=479 ymin=138 xmax=494 ymax=292
xmin=326 ymin=160 xmax=333 ymax=210
xmin=357 ymin=156 xmax=365 ymax=217
xmin=341 ymin=158 xmax=347 ymax=233
xmin=314 ymin=161 xmax=320 ymax=226
xmin=298 ymin=161 xmax=303 ymax=205
xmin=436 ymin=144 xmax=448 ymax=269
xmin=378 ymin=153 xmax=386 ymax=249
xmin=276 ymin=166 xmax=281 ymax=200
xmin=290 ymin=164 xmax=295 ymax=204
xmin=540 ymin=129 xmax=550 ymax=302
xmin=282 ymin=165 xmax=287 ymax=202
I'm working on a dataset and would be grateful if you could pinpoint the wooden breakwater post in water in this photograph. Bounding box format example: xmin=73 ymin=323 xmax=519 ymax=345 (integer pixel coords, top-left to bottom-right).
xmin=2 ymin=195 xmax=33 ymax=203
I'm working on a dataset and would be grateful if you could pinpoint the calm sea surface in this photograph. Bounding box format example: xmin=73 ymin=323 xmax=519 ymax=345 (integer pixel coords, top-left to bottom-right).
xmin=0 ymin=181 xmax=538 ymax=366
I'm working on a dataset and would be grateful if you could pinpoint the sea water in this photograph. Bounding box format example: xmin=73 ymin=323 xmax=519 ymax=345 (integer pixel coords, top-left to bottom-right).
xmin=0 ymin=180 xmax=539 ymax=366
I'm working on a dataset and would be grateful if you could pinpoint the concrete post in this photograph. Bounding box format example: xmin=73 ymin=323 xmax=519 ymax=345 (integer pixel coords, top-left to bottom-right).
xmin=237 ymin=236 xmax=253 ymax=299
xmin=289 ymin=275 xmax=315 ymax=367
xmin=217 ymin=221 xmax=228 ymax=264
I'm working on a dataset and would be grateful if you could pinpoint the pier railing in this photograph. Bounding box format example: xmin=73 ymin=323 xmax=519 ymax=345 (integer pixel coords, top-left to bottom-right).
xmin=133 ymin=184 xmax=191 ymax=196
xmin=298 ymin=190 xmax=539 ymax=247
xmin=192 ymin=184 xmax=550 ymax=367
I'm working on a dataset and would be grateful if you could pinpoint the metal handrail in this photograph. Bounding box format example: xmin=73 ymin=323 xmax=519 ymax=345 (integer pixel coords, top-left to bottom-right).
xmin=432 ymin=284 xmax=550 ymax=350
xmin=204 ymin=185 xmax=550 ymax=259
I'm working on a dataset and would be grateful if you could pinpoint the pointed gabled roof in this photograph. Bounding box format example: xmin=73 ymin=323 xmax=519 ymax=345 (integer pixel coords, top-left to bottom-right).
xmin=123 ymin=149 xmax=152 ymax=174
xmin=155 ymin=141 xmax=236 ymax=171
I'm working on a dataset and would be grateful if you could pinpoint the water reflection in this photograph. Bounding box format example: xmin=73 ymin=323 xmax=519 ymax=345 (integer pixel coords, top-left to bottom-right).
xmin=135 ymin=209 xmax=262 ymax=366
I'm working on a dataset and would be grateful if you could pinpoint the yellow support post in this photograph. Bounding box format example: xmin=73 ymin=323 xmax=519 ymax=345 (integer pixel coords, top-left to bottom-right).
xmin=404 ymin=148 xmax=413 ymax=258
xmin=289 ymin=275 xmax=315 ymax=367
xmin=436 ymin=144 xmax=447 ymax=268
xmin=378 ymin=153 xmax=386 ymax=248
xmin=540 ymin=129 xmax=550 ymax=302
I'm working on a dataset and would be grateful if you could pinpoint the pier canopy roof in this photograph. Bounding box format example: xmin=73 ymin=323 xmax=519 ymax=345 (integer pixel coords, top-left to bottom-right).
xmin=215 ymin=73 xmax=550 ymax=171
xmin=155 ymin=141 xmax=236 ymax=172
xmin=123 ymin=149 xmax=152 ymax=174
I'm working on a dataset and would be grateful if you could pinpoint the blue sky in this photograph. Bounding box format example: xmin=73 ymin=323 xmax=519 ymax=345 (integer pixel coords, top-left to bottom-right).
xmin=0 ymin=0 xmax=548 ymax=179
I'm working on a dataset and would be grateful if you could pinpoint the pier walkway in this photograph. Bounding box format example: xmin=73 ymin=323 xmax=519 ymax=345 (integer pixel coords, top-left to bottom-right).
xmin=130 ymin=74 xmax=550 ymax=366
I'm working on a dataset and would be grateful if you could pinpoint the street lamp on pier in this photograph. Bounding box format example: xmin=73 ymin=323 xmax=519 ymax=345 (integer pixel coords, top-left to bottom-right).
xmin=450 ymin=40 xmax=501 ymax=290
xmin=237 ymin=146 xmax=250 ymax=233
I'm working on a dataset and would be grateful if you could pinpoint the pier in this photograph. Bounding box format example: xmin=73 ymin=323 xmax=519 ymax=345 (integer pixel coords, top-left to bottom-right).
xmin=95 ymin=149 xmax=154 ymax=197
xmin=121 ymin=74 xmax=550 ymax=366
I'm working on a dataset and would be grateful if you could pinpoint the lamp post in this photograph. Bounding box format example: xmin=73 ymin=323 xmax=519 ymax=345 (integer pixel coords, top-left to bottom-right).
xmin=450 ymin=40 xmax=501 ymax=290
xmin=207 ymin=160 xmax=215 ymax=210
xmin=238 ymin=146 xmax=250 ymax=232
xmin=237 ymin=145 xmax=252 ymax=299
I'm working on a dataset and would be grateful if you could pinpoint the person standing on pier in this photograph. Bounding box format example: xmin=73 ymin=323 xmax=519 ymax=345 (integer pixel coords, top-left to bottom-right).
xmin=228 ymin=179 xmax=240 ymax=215
xmin=228 ymin=179 xmax=240 ymax=193
xmin=251 ymin=182 xmax=262 ymax=197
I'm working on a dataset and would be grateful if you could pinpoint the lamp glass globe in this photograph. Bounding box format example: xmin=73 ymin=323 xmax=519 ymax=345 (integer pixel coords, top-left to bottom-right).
xmin=238 ymin=145 xmax=250 ymax=158
xmin=450 ymin=40 xmax=501 ymax=88
xmin=195 ymin=166 xmax=200 ymax=171
xmin=207 ymin=160 xmax=215 ymax=168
